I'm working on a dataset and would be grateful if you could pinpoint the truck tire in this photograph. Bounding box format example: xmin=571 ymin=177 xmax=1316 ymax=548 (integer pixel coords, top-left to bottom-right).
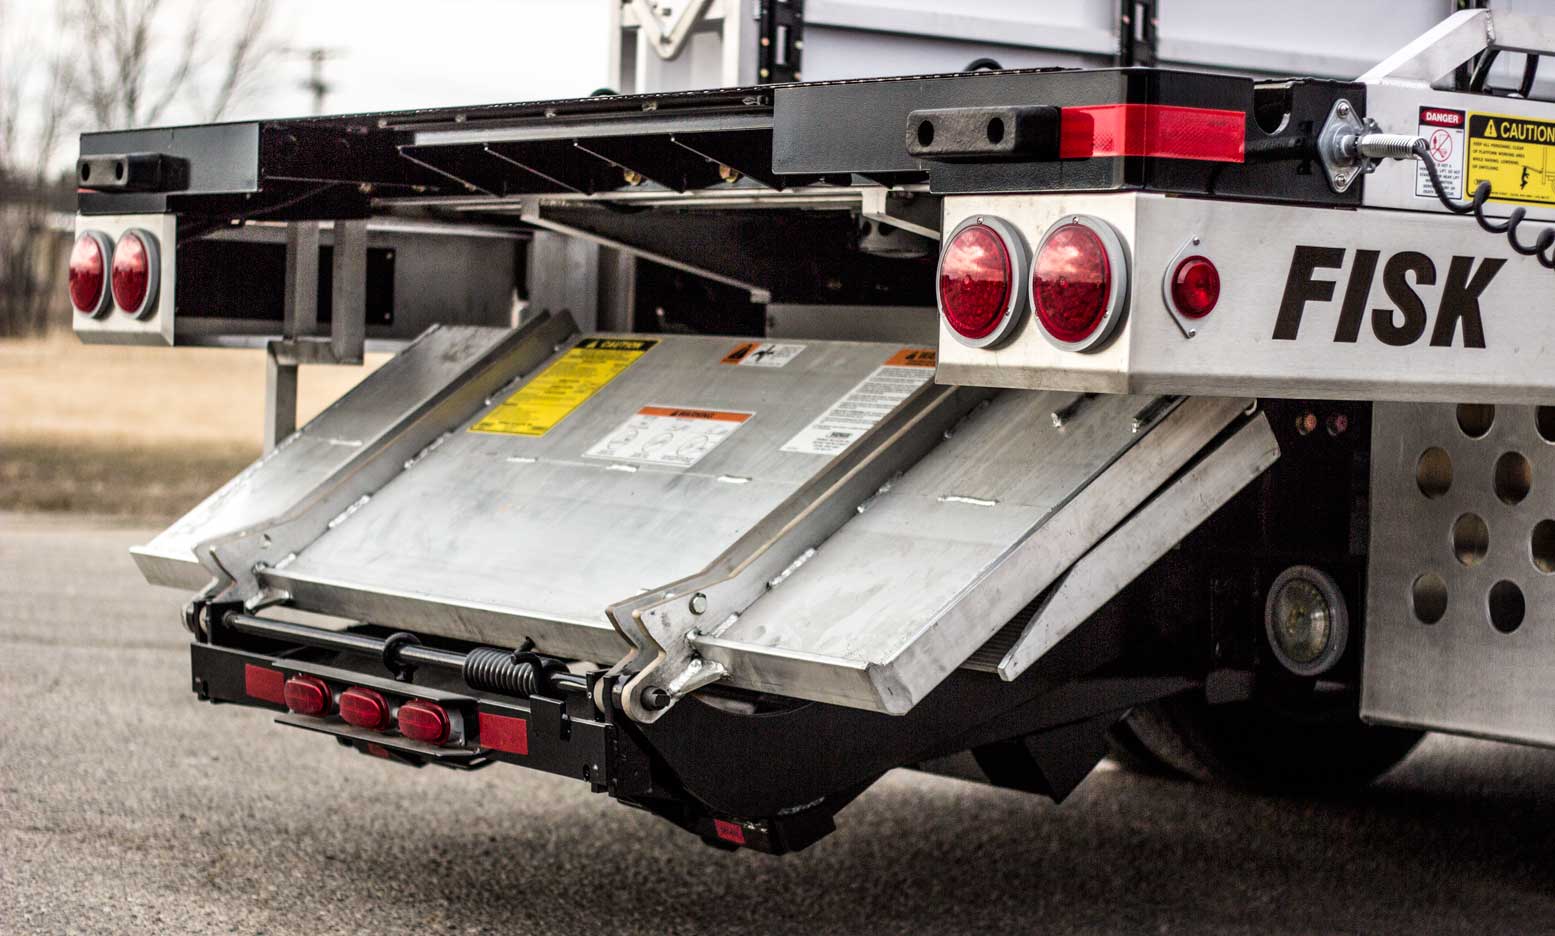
xmin=1117 ymin=695 xmax=1424 ymax=792
xmin=1104 ymin=717 xmax=1179 ymax=776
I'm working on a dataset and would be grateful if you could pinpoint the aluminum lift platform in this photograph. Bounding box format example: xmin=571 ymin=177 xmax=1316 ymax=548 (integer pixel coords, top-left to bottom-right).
xmin=134 ymin=314 xmax=1272 ymax=719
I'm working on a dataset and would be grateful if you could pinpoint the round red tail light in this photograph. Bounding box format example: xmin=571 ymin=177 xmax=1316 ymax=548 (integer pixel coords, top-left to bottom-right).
xmin=283 ymin=675 xmax=333 ymax=717
xmin=339 ymin=687 xmax=391 ymax=730
xmin=69 ymin=231 xmax=112 ymax=317
xmin=110 ymin=229 xmax=160 ymax=318
xmin=1169 ymin=255 xmax=1220 ymax=319
xmin=1031 ymin=217 xmax=1127 ymax=352
xmin=397 ymin=700 xmax=451 ymax=746
xmin=937 ymin=217 xmax=1025 ymax=347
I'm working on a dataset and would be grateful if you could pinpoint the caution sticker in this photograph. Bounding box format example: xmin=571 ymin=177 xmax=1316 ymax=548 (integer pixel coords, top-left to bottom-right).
xmin=470 ymin=338 xmax=657 ymax=437
xmin=721 ymin=341 xmax=806 ymax=368
xmin=1467 ymin=111 xmax=1555 ymax=207
xmin=585 ymin=405 xmax=752 ymax=469
xmin=780 ymin=348 xmax=936 ymax=456
xmin=1416 ymin=106 xmax=1464 ymax=200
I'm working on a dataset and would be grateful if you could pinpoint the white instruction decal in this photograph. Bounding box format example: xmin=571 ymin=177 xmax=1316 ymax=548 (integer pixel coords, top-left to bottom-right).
xmin=1416 ymin=106 xmax=1465 ymax=201
xmin=585 ymin=405 xmax=752 ymax=469
xmin=721 ymin=341 xmax=806 ymax=368
xmin=781 ymin=349 xmax=936 ymax=456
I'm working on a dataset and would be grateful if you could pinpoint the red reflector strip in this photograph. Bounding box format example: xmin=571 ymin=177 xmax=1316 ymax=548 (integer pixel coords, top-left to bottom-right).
xmin=1059 ymin=104 xmax=1245 ymax=163
xmin=477 ymin=712 xmax=529 ymax=755
xmin=243 ymin=664 xmax=286 ymax=705
xmin=713 ymin=819 xmax=746 ymax=845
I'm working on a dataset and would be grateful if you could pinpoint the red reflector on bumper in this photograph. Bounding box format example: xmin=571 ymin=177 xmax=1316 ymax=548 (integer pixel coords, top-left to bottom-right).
xmin=283 ymin=675 xmax=332 ymax=717
xmin=339 ymin=687 xmax=391 ymax=730
xmin=398 ymin=700 xmax=450 ymax=746
xmin=713 ymin=819 xmax=746 ymax=845
xmin=477 ymin=712 xmax=528 ymax=755
xmin=243 ymin=664 xmax=286 ymax=705
xmin=1059 ymin=104 xmax=1245 ymax=162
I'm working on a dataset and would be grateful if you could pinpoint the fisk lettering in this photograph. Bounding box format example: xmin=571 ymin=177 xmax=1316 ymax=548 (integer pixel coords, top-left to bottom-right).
xmin=1272 ymin=246 xmax=1505 ymax=347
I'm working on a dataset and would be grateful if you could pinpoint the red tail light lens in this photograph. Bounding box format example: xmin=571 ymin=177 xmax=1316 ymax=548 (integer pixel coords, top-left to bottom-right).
xmin=283 ymin=675 xmax=333 ymax=717
xmin=397 ymin=700 xmax=451 ymax=746
xmin=1170 ymin=255 xmax=1220 ymax=319
xmin=937 ymin=217 xmax=1025 ymax=347
xmin=110 ymin=229 xmax=159 ymax=318
xmin=1031 ymin=217 xmax=1127 ymax=352
xmin=339 ymin=687 xmax=391 ymax=730
xmin=69 ymin=231 xmax=112 ymax=317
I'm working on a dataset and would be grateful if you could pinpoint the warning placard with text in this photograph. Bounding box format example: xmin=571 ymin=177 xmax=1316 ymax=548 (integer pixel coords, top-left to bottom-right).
xmin=1416 ymin=106 xmax=1464 ymax=200
xmin=1467 ymin=111 xmax=1555 ymax=207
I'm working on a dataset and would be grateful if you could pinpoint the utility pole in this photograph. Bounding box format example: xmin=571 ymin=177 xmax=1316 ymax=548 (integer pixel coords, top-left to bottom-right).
xmin=283 ymin=46 xmax=343 ymax=115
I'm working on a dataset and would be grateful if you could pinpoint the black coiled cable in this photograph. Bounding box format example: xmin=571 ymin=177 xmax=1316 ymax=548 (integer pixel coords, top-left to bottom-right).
xmin=1414 ymin=137 xmax=1555 ymax=271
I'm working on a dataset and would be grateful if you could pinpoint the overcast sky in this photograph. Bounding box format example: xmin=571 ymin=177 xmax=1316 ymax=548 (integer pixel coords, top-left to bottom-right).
xmin=254 ymin=0 xmax=614 ymax=118
xmin=4 ymin=0 xmax=616 ymax=131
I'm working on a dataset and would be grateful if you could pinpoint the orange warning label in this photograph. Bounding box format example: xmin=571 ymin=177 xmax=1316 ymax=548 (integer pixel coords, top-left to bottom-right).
xmin=636 ymin=405 xmax=752 ymax=423
xmin=885 ymin=348 xmax=937 ymax=367
xmin=585 ymin=404 xmax=754 ymax=468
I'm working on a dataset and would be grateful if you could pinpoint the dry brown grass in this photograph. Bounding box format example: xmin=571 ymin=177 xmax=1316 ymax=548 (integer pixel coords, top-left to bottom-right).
xmin=0 ymin=333 xmax=385 ymax=520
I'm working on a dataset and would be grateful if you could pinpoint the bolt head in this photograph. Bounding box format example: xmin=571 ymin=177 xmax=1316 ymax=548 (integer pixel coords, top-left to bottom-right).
xmin=689 ymin=592 xmax=708 ymax=615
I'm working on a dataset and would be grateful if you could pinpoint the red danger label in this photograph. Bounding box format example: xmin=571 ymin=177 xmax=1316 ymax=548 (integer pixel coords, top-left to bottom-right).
xmin=1420 ymin=107 xmax=1464 ymax=128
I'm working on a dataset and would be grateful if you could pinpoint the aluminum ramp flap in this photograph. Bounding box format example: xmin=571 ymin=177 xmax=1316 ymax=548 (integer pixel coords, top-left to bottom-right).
xmin=615 ymin=394 xmax=1261 ymax=717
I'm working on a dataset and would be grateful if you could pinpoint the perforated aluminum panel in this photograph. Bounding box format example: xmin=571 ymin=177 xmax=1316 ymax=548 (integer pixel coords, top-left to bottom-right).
xmin=1364 ymin=401 xmax=1555 ymax=745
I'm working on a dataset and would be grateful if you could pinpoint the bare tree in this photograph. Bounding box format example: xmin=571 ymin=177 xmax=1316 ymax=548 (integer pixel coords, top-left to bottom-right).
xmin=0 ymin=0 xmax=276 ymax=337
xmin=0 ymin=0 xmax=77 ymax=337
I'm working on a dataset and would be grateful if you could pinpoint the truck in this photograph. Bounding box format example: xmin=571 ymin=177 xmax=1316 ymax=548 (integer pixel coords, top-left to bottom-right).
xmin=65 ymin=3 xmax=1555 ymax=852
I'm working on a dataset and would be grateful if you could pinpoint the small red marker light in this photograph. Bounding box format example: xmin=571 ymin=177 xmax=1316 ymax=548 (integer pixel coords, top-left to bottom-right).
xmin=110 ymin=229 xmax=159 ymax=318
xmin=69 ymin=231 xmax=112 ymax=317
xmin=339 ymin=687 xmax=391 ymax=730
xmin=1170 ymin=255 xmax=1220 ymax=319
xmin=713 ymin=819 xmax=747 ymax=846
xmin=397 ymin=700 xmax=451 ymax=746
xmin=283 ymin=675 xmax=332 ymax=717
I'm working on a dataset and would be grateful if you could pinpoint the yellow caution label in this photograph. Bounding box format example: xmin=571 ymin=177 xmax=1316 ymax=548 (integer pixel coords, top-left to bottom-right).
xmin=469 ymin=337 xmax=658 ymax=437
xmin=1467 ymin=112 xmax=1555 ymax=207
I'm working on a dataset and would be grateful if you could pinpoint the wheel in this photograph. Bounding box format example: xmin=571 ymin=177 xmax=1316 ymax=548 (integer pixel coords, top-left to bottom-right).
xmin=1119 ymin=694 xmax=1424 ymax=792
xmin=1104 ymin=716 xmax=1182 ymax=777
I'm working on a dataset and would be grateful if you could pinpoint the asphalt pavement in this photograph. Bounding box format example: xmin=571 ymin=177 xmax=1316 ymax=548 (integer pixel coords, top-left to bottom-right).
xmin=4 ymin=512 xmax=1555 ymax=935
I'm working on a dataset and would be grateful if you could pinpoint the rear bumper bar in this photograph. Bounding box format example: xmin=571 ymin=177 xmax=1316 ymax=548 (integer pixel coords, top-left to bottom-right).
xmin=190 ymin=641 xmax=615 ymax=788
xmin=187 ymin=610 xmax=843 ymax=854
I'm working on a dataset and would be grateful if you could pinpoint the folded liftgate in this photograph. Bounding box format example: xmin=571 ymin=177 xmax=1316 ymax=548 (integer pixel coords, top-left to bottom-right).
xmin=135 ymin=315 xmax=1277 ymax=719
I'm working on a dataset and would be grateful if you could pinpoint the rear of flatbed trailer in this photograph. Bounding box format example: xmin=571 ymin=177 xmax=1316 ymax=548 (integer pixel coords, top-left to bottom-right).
xmin=65 ymin=8 xmax=1555 ymax=852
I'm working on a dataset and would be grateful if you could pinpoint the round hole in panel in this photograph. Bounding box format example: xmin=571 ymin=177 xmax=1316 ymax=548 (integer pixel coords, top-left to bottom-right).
xmin=1457 ymin=404 xmax=1495 ymax=439
xmin=1416 ymin=447 xmax=1453 ymax=499
xmin=1488 ymin=580 xmax=1525 ymax=634
xmin=1532 ymin=520 xmax=1555 ymax=574
xmin=1411 ymin=573 xmax=1448 ymax=624
xmin=1493 ymin=451 xmax=1532 ymax=505
xmin=1453 ymin=513 xmax=1489 ymax=566
xmin=1537 ymin=406 xmax=1555 ymax=444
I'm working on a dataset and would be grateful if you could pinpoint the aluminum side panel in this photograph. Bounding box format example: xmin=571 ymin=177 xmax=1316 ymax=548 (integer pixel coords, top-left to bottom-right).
xmin=1363 ymin=401 xmax=1555 ymax=746
xmin=937 ymin=193 xmax=1555 ymax=403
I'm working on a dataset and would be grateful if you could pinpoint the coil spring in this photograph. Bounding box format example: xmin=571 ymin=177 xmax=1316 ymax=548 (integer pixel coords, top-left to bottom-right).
xmin=1415 ymin=138 xmax=1555 ymax=271
xmin=463 ymin=646 xmax=545 ymax=697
